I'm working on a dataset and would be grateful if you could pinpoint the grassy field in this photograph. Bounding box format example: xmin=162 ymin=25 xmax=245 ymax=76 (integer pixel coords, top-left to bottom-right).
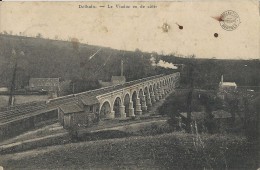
xmin=0 ymin=123 xmax=66 ymax=145
xmin=0 ymin=132 xmax=257 ymax=170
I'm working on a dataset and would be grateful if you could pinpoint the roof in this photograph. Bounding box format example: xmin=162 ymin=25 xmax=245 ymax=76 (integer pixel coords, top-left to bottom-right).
xmin=111 ymin=76 xmax=126 ymax=82
xmin=80 ymin=96 xmax=99 ymax=106
xmin=212 ymin=110 xmax=232 ymax=119
xmin=98 ymin=81 xmax=113 ymax=87
xmin=0 ymin=87 xmax=8 ymax=92
xmin=59 ymin=102 xmax=84 ymax=114
xmin=221 ymin=82 xmax=237 ymax=87
xmin=180 ymin=112 xmax=206 ymax=121
xmin=29 ymin=78 xmax=60 ymax=87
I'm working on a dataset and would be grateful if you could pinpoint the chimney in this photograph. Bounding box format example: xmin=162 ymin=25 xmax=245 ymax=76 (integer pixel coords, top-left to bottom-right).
xmin=121 ymin=60 xmax=124 ymax=76
xmin=221 ymin=75 xmax=223 ymax=84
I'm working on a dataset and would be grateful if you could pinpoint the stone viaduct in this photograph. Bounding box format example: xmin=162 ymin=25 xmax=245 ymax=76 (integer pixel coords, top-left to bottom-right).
xmin=57 ymin=72 xmax=180 ymax=128
xmin=95 ymin=72 xmax=180 ymax=119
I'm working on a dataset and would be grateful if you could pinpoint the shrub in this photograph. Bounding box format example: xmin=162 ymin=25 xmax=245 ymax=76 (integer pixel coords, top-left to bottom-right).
xmin=138 ymin=122 xmax=174 ymax=136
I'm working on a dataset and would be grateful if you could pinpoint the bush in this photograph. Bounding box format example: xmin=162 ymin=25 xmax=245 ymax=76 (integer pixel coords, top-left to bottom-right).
xmin=138 ymin=122 xmax=174 ymax=136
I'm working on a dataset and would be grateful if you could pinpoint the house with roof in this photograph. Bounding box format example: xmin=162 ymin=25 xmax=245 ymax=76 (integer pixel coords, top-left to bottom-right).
xmin=58 ymin=96 xmax=99 ymax=129
xmin=29 ymin=78 xmax=60 ymax=91
xmin=218 ymin=75 xmax=237 ymax=99
xmin=99 ymin=76 xmax=126 ymax=87
xmin=179 ymin=112 xmax=206 ymax=122
xmin=29 ymin=78 xmax=61 ymax=98
xmin=111 ymin=76 xmax=126 ymax=85
xmin=98 ymin=60 xmax=126 ymax=87
xmin=179 ymin=110 xmax=233 ymax=133
xmin=179 ymin=111 xmax=207 ymax=132
xmin=212 ymin=110 xmax=233 ymax=133
xmin=219 ymin=75 xmax=237 ymax=92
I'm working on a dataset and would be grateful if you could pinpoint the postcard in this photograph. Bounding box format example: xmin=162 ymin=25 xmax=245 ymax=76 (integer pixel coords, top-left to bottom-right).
xmin=0 ymin=0 xmax=259 ymax=169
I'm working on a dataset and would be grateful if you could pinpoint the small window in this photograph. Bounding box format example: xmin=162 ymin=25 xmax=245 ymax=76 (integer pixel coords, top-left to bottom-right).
xmin=90 ymin=106 xmax=93 ymax=112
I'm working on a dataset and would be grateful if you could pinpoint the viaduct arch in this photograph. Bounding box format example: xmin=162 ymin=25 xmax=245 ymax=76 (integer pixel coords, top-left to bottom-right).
xmin=95 ymin=72 xmax=179 ymax=119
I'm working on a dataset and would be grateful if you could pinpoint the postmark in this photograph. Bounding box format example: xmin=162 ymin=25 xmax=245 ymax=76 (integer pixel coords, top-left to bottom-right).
xmin=219 ymin=10 xmax=241 ymax=31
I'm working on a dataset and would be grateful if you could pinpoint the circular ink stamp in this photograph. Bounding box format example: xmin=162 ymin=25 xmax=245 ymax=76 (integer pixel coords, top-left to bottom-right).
xmin=219 ymin=10 xmax=240 ymax=31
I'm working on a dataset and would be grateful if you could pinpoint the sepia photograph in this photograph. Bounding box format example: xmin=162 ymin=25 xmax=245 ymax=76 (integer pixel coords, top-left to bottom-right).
xmin=0 ymin=0 xmax=259 ymax=169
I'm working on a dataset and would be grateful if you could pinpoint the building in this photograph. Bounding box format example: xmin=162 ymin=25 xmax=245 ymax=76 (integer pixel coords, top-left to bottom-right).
xmin=218 ymin=75 xmax=237 ymax=99
xmin=111 ymin=76 xmax=126 ymax=85
xmin=219 ymin=75 xmax=237 ymax=92
xmin=0 ymin=87 xmax=8 ymax=92
xmin=212 ymin=110 xmax=233 ymax=133
xmin=179 ymin=112 xmax=206 ymax=122
xmin=99 ymin=60 xmax=126 ymax=87
xmin=29 ymin=78 xmax=60 ymax=97
xmin=58 ymin=96 xmax=99 ymax=129
xmin=212 ymin=110 xmax=232 ymax=119
xmin=179 ymin=111 xmax=207 ymax=132
xmin=180 ymin=110 xmax=233 ymax=133
xmin=29 ymin=78 xmax=60 ymax=91
xmin=99 ymin=76 xmax=126 ymax=87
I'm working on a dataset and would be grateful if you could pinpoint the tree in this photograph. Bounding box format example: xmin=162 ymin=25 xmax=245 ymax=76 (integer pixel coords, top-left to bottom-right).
xmin=243 ymin=95 xmax=259 ymax=141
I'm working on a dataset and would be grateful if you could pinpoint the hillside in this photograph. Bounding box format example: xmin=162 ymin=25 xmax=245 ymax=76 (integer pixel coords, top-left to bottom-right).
xmin=0 ymin=132 xmax=257 ymax=169
xmin=0 ymin=34 xmax=175 ymax=93
xmin=1 ymin=34 xmax=259 ymax=93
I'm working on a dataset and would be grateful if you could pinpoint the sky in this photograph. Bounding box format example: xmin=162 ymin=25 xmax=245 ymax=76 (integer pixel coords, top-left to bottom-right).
xmin=0 ymin=0 xmax=259 ymax=59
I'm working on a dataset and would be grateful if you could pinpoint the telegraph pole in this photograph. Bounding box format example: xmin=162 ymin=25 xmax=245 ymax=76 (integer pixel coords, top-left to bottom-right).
xmin=8 ymin=49 xmax=24 ymax=106
xmin=186 ymin=66 xmax=194 ymax=133
xmin=72 ymin=82 xmax=75 ymax=94
xmin=8 ymin=49 xmax=17 ymax=106
xmin=121 ymin=60 xmax=124 ymax=76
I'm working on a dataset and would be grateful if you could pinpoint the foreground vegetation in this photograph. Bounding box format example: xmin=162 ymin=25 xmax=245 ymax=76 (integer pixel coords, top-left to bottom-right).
xmin=159 ymin=89 xmax=259 ymax=140
xmin=0 ymin=132 xmax=257 ymax=170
